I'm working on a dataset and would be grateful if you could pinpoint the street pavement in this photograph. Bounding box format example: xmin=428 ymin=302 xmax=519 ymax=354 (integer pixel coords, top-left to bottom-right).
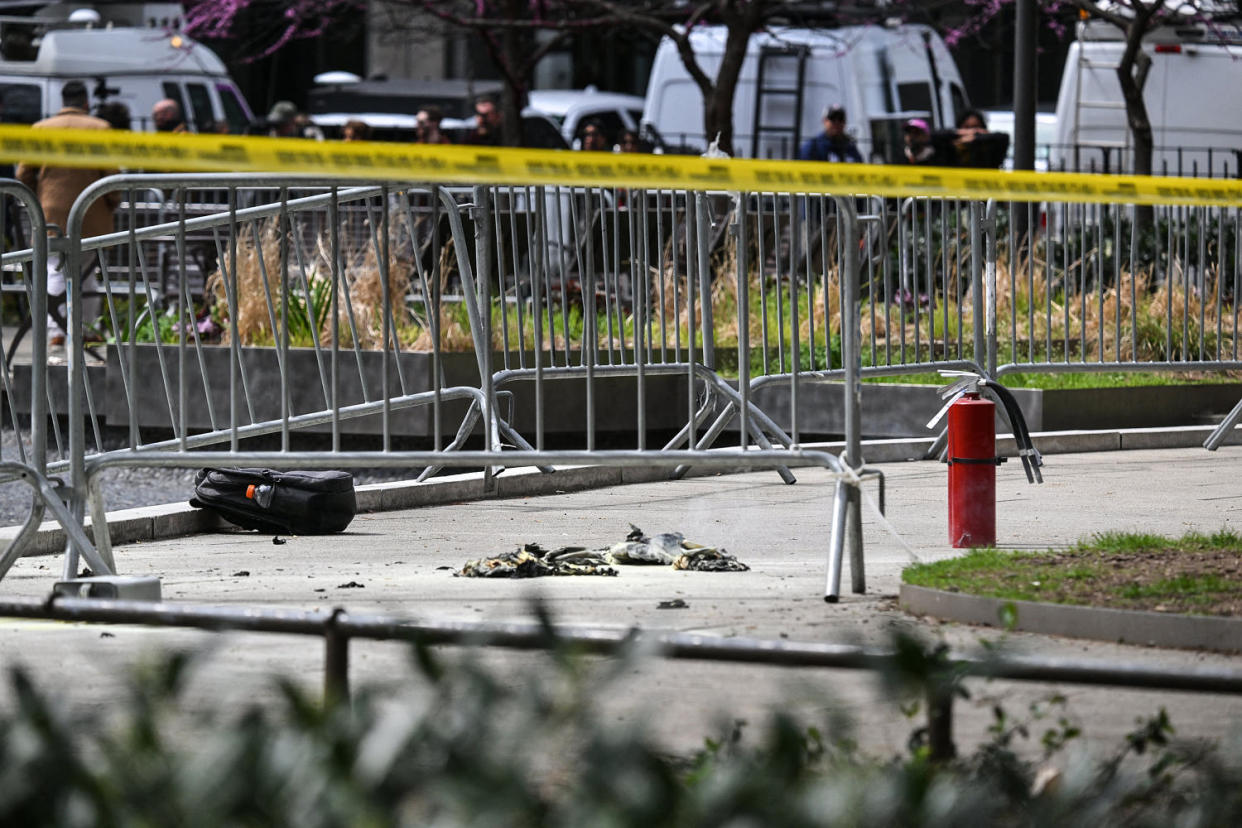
xmin=1 ymin=445 xmax=1241 ymax=758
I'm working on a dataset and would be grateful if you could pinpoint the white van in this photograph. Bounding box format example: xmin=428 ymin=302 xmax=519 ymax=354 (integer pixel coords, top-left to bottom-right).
xmin=0 ymin=8 xmax=253 ymax=132
xmin=642 ymin=23 xmax=970 ymax=161
xmin=1050 ymin=18 xmax=1242 ymax=176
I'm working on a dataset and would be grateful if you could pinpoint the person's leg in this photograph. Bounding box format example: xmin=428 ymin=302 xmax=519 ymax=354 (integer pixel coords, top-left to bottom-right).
xmin=46 ymin=252 xmax=66 ymax=343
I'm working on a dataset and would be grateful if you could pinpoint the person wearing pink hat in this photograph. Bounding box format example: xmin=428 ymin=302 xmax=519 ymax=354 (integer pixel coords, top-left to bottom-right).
xmin=903 ymin=118 xmax=937 ymax=164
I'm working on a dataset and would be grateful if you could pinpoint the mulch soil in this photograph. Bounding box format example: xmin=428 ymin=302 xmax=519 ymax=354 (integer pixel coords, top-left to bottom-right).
xmin=954 ymin=548 xmax=1242 ymax=617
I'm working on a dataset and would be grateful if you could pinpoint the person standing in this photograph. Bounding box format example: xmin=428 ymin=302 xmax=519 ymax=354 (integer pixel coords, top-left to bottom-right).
xmin=342 ymin=119 xmax=371 ymax=142
xmin=798 ymin=105 xmax=863 ymax=163
xmin=16 ymin=80 xmax=119 ymax=347
xmin=902 ymin=118 xmax=939 ymax=165
xmin=96 ymin=101 xmax=131 ymax=131
xmin=414 ymin=105 xmax=452 ymax=144
xmin=579 ymin=119 xmax=610 ymax=152
xmin=467 ymin=96 xmax=504 ymax=146
xmin=266 ymin=101 xmax=299 ymax=137
xmin=151 ymin=98 xmax=186 ymax=132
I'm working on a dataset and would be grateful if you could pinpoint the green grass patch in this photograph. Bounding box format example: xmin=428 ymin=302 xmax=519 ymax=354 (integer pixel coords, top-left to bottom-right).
xmin=903 ymin=530 xmax=1242 ymax=615
xmin=863 ymin=370 xmax=1240 ymax=390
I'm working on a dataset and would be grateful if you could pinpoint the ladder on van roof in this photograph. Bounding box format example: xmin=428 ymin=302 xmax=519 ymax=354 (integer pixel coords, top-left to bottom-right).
xmin=1071 ymin=44 xmax=1129 ymax=173
xmin=751 ymin=44 xmax=809 ymax=160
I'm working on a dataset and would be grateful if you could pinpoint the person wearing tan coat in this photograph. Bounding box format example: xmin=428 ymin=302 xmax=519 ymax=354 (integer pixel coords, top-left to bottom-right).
xmin=16 ymin=80 xmax=119 ymax=344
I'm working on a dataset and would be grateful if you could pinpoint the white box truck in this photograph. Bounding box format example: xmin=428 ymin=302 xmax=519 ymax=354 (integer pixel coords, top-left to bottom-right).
xmin=0 ymin=3 xmax=253 ymax=131
xmin=1050 ymin=17 xmax=1242 ymax=176
xmin=641 ymin=23 xmax=970 ymax=161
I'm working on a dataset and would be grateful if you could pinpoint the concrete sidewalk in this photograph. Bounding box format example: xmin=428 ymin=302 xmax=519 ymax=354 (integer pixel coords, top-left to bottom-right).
xmin=1 ymin=444 xmax=1241 ymax=757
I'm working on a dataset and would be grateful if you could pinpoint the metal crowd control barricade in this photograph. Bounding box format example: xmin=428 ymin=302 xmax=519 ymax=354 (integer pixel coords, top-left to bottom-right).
xmin=54 ymin=174 xmax=545 ymax=578
xmin=0 ymin=181 xmax=102 ymax=580
xmin=975 ymin=196 xmax=1242 ymax=450
xmin=52 ymin=173 xmax=866 ymax=601
xmin=743 ymin=195 xmax=989 ymax=462
xmin=460 ymin=185 xmax=798 ymax=467
xmin=457 ymin=182 xmax=874 ymax=599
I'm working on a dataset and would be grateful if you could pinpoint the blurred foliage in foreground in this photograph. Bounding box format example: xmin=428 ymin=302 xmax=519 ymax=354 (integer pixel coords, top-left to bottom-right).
xmin=1 ymin=630 xmax=1240 ymax=826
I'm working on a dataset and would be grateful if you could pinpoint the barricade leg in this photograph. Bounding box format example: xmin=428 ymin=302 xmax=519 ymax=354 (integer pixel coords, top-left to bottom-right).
xmin=838 ymin=198 xmax=865 ymax=595
xmin=824 ymin=478 xmax=851 ymax=602
xmin=1205 ymin=398 xmax=1242 ymax=450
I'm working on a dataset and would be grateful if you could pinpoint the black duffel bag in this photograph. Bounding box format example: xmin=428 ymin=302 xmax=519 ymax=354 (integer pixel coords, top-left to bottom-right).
xmin=190 ymin=468 xmax=357 ymax=534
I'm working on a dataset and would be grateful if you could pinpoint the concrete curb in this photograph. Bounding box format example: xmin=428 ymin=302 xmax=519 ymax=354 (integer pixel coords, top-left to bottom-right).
xmin=4 ymin=423 xmax=1237 ymax=557
xmin=900 ymin=584 xmax=1242 ymax=654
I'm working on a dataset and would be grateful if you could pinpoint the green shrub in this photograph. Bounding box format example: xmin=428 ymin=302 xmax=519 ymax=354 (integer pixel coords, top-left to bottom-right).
xmin=1 ymin=626 xmax=1240 ymax=826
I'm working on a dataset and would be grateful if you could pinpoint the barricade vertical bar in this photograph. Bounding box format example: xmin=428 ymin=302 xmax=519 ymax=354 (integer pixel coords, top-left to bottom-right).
xmin=432 ymin=189 xmax=443 ymax=450
xmin=474 ymin=186 xmax=496 ymax=482
xmin=1214 ymin=206 xmax=1223 ymax=362
xmin=540 ymin=188 xmax=558 ymax=368
xmin=1027 ymin=202 xmax=1035 ymax=363
xmin=613 ymin=190 xmax=628 ymax=363
xmin=532 ymin=187 xmax=545 ymax=451
xmin=672 ymin=192 xmax=682 ymax=357
xmin=1235 ymin=210 xmax=1240 ymax=363
xmin=897 ymin=200 xmax=908 ymax=364
xmin=736 ymin=193 xmax=750 ymax=449
xmin=1112 ymin=203 xmax=1121 ymax=362
xmin=379 ymin=188 xmax=391 ymax=451
xmin=1045 ymin=201 xmax=1053 ymax=361
xmin=686 ymin=194 xmax=698 ymax=449
xmin=27 ymin=196 xmax=46 ymax=477
xmin=554 ymin=187 xmax=571 ymax=367
xmin=497 ymin=189 xmax=519 ymax=369
xmin=63 ymin=229 xmax=85 ymax=579
xmin=1096 ymin=203 xmax=1105 ymax=361
xmin=757 ymin=195 xmax=770 ymax=373
xmin=288 ymin=204 xmax=330 ymax=408
xmin=837 ymin=197 xmax=864 ymax=596
xmin=178 ymin=189 xmax=189 ymax=453
xmin=183 ymin=208 xmax=218 ymax=433
xmin=1198 ymin=205 xmax=1207 ymax=362
xmin=985 ymin=201 xmax=998 ymax=379
xmin=1129 ymin=203 xmax=1138 ymax=363
xmin=789 ymin=197 xmax=801 ymax=444
xmin=602 ymin=191 xmax=617 ymax=363
xmin=881 ymin=198 xmax=893 ymax=366
xmin=695 ymin=192 xmax=715 ymax=371
xmin=634 ymin=190 xmax=646 ymax=450
xmin=583 ymin=189 xmax=597 ymax=450
xmin=279 ymin=188 xmax=291 ymax=451
xmin=0 ymin=185 xmax=48 ymax=581
xmin=805 ymin=198 xmax=817 ymax=374
xmin=969 ymin=202 xmax=985 ymax=372
xmin=127 ymin=190 xmax=140 ymax=452
xmin=329 ymin=187 xmax=340 ymax=451
xmin=774 ymin=196 xmax=786 ymax=371
xmin=229 ymin=188 xmax=240 ymax=451
xmin=656 ymin=190 xmax=669 ymax=364
xmin=1003 ymin=202 xmax=1013 ymax=361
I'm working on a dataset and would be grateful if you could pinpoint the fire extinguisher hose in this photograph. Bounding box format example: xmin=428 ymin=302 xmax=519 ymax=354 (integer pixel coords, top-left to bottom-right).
xmin=979 ymin=379 xmax=1044 ymax=484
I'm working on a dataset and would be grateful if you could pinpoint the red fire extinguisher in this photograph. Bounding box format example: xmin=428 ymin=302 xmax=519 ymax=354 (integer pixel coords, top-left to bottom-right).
xmin=947 ymin=392 xmax=997 ymax=548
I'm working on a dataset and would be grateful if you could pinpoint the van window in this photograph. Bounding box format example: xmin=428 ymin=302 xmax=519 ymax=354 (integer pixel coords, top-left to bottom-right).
xmin=217 ymin=85 xmax=249 ymax=133
xmin=185 ymin=83 xmax=214 ymax=132
xmin=0 ymin=82 xmax=42 ymax=124
xmin=950 ymin=85 xmax=968 ymax=126
xmin=897 ymin=82 xmax=932 ymax=117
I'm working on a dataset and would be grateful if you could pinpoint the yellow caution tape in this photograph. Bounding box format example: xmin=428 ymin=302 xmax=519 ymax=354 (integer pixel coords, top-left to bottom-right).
xmin=1 ymin=124 xmax=1239 ymax=207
